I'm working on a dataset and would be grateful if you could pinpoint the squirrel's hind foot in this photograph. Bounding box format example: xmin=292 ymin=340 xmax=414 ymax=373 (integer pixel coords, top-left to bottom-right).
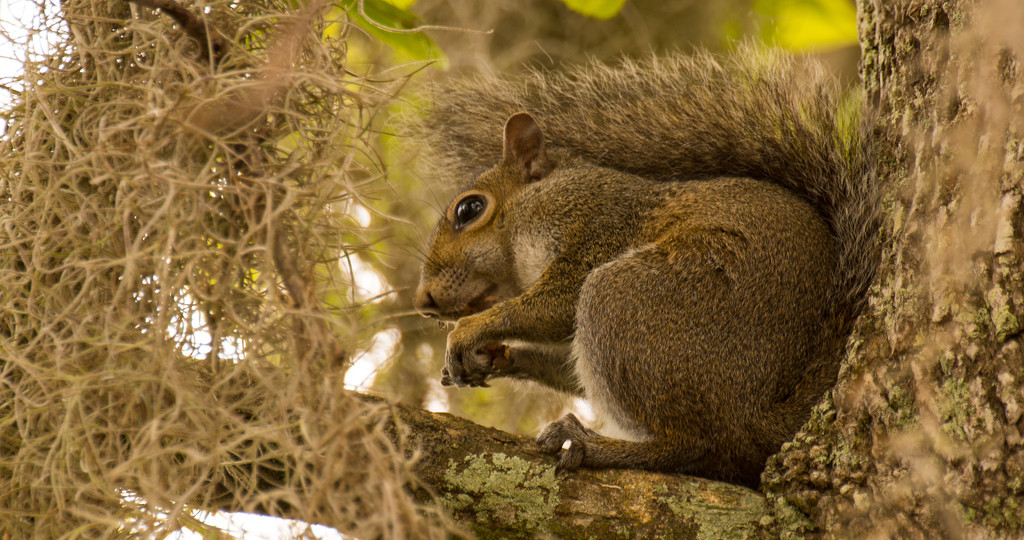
xmin=536 ymin=413 xmax=594 ymax=471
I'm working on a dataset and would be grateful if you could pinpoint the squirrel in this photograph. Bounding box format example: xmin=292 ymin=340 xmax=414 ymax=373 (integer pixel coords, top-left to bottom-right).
xmin=412 ymin=47 xmax=878 ymax=487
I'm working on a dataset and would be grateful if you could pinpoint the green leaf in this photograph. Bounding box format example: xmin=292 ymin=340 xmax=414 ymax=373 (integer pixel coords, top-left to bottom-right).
xmin=755 ymin=0 xmax=858 ymax=51
xmin=560 ymin=0 xmax=627 ymax=20
xmin=381 ymin=0 xmax=417 ymax=9
xmin=327 ymin=0 xmax=447 ymax=66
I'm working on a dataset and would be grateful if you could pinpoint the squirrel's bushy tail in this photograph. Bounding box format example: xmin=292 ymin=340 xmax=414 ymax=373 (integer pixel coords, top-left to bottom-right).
xmin=424 ymin=45 xmax=879 ymax=338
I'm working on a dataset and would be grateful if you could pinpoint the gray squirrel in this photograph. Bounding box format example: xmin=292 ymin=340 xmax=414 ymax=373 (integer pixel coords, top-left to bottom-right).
xmin=413 ymin=48 xmax=878 ymax=487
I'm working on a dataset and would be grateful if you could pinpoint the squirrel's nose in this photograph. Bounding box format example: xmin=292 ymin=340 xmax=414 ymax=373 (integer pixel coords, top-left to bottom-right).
xmin=413 ymin=285 xmax=440 ymax=317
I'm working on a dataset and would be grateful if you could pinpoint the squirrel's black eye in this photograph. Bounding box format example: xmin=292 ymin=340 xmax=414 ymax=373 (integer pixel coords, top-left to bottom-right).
xmin=454 ymin=195 xmax=486 ymax=229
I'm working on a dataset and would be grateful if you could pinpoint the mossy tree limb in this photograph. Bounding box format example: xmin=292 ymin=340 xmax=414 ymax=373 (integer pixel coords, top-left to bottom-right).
xmin=390 ymin=399 xmax=767 ymax=539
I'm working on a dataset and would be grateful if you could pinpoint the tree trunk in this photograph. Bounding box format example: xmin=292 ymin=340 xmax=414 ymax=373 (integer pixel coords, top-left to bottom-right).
xmin=762 ymin=0 xmax=1024 ymax=536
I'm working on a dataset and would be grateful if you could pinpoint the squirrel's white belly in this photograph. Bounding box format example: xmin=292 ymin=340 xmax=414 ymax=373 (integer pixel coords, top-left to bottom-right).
xmin=571 ymin=339 xmax=650 ymax=442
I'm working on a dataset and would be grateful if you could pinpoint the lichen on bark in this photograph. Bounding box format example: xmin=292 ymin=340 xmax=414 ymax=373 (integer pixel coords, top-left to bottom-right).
xmin=442 ymin=452 xmax=560 ymax=534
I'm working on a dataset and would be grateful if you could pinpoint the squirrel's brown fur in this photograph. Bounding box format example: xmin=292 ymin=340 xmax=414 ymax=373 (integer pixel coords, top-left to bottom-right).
xmin=414 ymin=47 xmax=878 ymax=487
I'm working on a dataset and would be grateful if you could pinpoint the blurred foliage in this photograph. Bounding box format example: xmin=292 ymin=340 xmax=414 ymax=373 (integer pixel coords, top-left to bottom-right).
xmin=754 ymin=0 xmax=858 ymax=51
xmin=561 ymin=0 xmax=628 ymax=20
xmin=326 ymin=0 xmax=447 ymax=65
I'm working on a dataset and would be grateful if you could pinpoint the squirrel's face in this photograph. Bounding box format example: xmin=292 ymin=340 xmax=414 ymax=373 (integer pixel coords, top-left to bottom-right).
xmin=413 ymin=186 xmax=519 ymax=321
xmin=414 ymin=112 xmax=553 ymax=321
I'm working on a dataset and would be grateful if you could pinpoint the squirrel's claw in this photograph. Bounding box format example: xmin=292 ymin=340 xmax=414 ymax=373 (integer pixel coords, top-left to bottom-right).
xmin=440 ymin=369 xmax=455 ymax=387
xmin=555 ymin=442 xmax=585 ymax=472
xmin=537 ymin=413 xmax=590 ymax=471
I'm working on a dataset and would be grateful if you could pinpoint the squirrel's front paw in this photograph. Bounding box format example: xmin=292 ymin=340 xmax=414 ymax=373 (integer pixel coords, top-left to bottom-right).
xmin=440 ymin=353 xmax=491 ymax=387
xmin=536 ymin=413 xmax=596 ymax=471
xmin=441 ymin=324 xmax=510 ymax=387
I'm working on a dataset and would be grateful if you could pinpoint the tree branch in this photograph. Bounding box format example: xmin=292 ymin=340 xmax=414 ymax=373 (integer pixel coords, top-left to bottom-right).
xmin=392 ymin=399 xmax=768 ymax=539
xmin=202 ymin=393 xmax=768 ymax=538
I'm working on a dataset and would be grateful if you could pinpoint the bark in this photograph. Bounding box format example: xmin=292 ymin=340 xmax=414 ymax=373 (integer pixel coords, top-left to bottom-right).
xmin=762 ymin=0 xmax=1024 ymax=536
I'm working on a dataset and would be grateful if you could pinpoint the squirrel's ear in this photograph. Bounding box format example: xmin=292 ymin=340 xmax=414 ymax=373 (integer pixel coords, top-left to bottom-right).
xmin=502 ymin=112 xmax=551 ymax=182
